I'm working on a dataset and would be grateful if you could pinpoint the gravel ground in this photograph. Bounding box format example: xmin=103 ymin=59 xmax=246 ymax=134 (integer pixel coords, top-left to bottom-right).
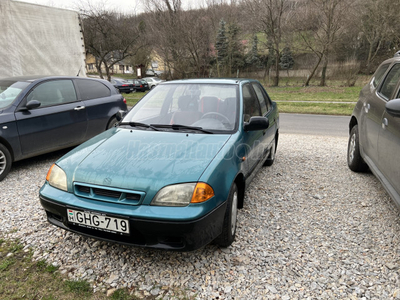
xmin=2 ymin=133 xmax=400 ymax=299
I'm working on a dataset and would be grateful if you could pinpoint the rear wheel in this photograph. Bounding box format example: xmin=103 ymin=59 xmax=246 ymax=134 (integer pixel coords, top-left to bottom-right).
xmin=347 ymin=125 xmax=368 ymax=172
xmin=214 ymin=183 xmax=238 ymax=248
xmin=0 ymin=143 xmax=12 ymax=181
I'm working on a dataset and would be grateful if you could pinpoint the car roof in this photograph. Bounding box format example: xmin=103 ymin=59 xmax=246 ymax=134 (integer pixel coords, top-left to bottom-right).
xmin=0 ymin=75 xmax=106 ymax=84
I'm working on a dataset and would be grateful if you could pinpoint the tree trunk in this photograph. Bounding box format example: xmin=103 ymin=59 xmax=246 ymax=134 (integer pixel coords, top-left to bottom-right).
xmin=273 ymin=50 xmax=280 ymax=87
xmin=305 ymin=54 xmax=323 ymax=87
xmin=320 ymin=54 xmax=328 ymax=86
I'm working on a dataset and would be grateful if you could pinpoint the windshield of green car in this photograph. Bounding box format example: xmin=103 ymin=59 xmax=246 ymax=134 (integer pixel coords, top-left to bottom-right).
xmin=123 ymin=83 xmax=238 ymax=132
xmin=0 ymin=80 xmax=30 ymax=109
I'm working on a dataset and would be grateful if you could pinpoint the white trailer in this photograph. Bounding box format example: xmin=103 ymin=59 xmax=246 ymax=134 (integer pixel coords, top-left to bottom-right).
xmin=0 ymin=0 xmax=86 ymax=78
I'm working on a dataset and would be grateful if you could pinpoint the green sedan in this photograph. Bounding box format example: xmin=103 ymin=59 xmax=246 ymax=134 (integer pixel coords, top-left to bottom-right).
xmin=39 ymin=78 xmax=279 ymax=251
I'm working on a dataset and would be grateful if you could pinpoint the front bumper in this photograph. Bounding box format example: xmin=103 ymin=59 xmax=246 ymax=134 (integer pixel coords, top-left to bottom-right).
xmin=39 ymin=192 xmax=226 ymax=252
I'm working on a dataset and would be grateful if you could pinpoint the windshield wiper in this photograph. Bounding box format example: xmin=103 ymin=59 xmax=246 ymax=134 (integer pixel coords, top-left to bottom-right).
xmin=119 ymin=121 xmax=160 ymax=131
xmin=152 ymin=124 xmax=214 ymax=134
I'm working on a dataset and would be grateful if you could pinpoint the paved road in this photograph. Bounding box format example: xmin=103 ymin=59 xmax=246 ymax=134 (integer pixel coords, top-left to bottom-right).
xmin=279 ymin=113 xmax=350 ymax=137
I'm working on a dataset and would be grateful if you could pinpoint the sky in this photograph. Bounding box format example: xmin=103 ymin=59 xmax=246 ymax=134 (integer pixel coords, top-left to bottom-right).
xmin=13 ymin=0 xmax=144 ymax=14
xmin=13 ymin=0 xmax=203 ymax=14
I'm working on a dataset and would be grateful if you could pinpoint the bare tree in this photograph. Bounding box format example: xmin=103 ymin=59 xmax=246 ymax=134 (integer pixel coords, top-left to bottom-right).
xmin=356 ymin=0 xmax=400 ymax=73
xmin=295 ymin=0 xmax=350 ymax=86
xmin=80 ymin=2 xmax=146 ymax=81
xmin=144 ymin=0 xmax=214 ymax=78
xmin=244 ymin=0 xmax=292 ymax=86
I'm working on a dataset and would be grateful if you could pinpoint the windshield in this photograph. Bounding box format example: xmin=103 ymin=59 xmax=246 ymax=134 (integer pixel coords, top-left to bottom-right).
xmin=0 ymin=80 xmax=30 ymax=109
xmin=123 ymin=83 xmax=238 ymax=132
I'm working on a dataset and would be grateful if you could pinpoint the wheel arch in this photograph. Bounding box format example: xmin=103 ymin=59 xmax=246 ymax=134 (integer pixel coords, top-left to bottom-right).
xmin=234 ymin=173 xmax=245 ymax=209
xmin=0 ymin=137 xmax=14 ymax=162
xmin=349 ymin=116 xmax=358 ymax=134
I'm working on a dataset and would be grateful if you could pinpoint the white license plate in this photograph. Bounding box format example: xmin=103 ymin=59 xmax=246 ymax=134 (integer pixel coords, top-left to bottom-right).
xmin=67 ymin=209 xmax=129 ymax=235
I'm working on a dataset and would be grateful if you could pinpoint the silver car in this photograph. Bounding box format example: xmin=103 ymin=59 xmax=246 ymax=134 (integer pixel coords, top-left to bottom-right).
xmin=143 ymin=77 xmax=164 ymax=89
xmin=347 ymin=52 xmax=400 ymax=207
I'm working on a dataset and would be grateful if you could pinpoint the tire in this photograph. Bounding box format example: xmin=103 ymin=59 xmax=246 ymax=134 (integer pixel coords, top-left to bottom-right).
xmin=347 ymin=125 xmax=368 ymax=172
xmin=0 ymin=143 xmax=12 ymax=181
xmin=106 ymin=117 xmax=118 ymax=130
xmin=214 ymin=183 xmax=238 ymax=248
xmin=150 ymin=85 xmax=155 ymax=89
xmin=263 ymin=137 xmax=277 ymax=167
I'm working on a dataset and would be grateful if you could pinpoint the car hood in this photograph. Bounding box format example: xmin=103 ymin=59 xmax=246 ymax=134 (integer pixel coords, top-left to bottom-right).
xmin=58 ymin=127 xmax=231 ymax=197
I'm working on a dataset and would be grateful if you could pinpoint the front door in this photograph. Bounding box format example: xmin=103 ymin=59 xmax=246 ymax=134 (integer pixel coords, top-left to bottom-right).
xmin=15 ymin=79 xmax=87 ymax=156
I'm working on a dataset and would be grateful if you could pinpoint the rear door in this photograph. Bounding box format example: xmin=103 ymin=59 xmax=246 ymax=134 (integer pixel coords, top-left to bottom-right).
xmin=15 ymin=79 xmax=87 ymax=156
xmin=74 ymin=78 xmax=119 ymax=139
xmin=377 ymin=79 xmax=400 ymax=196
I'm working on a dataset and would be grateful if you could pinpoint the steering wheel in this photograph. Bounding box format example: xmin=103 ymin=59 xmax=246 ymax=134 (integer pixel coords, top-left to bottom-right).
xmin=201 ymin=112 xmax=230 ymax=124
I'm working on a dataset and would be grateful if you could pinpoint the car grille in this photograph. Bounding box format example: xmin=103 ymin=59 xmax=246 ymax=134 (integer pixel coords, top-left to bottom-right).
xmin=74 ymin=183 xmax=144 ymax=205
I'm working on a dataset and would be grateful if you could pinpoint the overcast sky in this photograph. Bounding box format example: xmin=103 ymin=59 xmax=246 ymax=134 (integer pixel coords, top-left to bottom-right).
xmin=13 ymin=0 xmax=145 ymax=14
xmin=13 ymin=0 xmax=204 ymax=13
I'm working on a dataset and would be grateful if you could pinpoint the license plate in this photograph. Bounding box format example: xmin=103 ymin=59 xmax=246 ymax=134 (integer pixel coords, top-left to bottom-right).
xmin=67 ymin=209 xmax=130 ymax=235
xmin=130 ymin=88 xmax=134 ymax=90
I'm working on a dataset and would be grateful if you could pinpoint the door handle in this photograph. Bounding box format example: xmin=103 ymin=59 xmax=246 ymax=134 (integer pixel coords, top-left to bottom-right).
xmin=74 ymin=106 xmax=86 ymax=111
xmin=382 ymin=118 xmax=388 ymax=129
xmin=364 ymin=103 xmax=370 ymax=113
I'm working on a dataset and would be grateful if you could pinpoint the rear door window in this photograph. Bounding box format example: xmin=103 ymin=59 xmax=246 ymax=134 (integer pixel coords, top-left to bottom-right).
xmin=378 ymin=64 xmax=400 ymax=100
xmin=252 ymin=82 xmax=272 ymax=115
xmin=372 ymin=63 xmax=391 ymax=88
xmin=75 ymin=79 xmax=111 ymax=100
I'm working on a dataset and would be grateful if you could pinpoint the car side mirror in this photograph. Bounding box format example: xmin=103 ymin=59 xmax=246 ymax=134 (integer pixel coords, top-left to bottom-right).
xmin=116 ymin=110 xmax=127 ymax=121
xmin=244 ymin=116 xmax=269 ymax=132
xmin=386 ymin=98 xmax=400 ymax=118
xmin=25 ymin=100 xmax=41 ymax=110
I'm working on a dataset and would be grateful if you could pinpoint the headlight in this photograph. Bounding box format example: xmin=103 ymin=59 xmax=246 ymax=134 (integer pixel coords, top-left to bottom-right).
xmin=151 ymin=182 xmax=214 ymax=207
xmin=46 ymin=164 xmax=67 ymax=191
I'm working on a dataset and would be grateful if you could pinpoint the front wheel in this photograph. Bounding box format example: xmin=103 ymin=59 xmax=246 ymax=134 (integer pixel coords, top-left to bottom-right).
xmin=0 ymin=143 xmax=12 ymax=181
xmin=347 ymin=125 xmax=368 ymax=172
xmin=214 ymin=183 xmax=238 ymax=248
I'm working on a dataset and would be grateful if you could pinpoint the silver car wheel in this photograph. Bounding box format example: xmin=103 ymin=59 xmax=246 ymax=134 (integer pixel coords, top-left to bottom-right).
xmin=0 ymin=149 xmax=6 ymax=175
xmin=348 ymin=133 xmax=356 ymax=163
xmin=231 ymin=190 xmax=238 ymax=236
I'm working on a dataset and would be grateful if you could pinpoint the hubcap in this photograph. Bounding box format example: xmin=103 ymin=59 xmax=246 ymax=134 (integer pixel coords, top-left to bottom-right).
xmin=0 ymin=150 xmax=5 ymax=175
xmin=270 ymin=141 xmax=276 ymax=160
xmin=349 ymin=133 xmax=356 ymax=163
xmin=231 ymin=191 xmax=238 ymax=236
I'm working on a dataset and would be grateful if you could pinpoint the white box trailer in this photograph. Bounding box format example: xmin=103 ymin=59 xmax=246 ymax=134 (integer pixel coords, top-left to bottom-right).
xmin=0 ymin=0 xmax=86 ymax=78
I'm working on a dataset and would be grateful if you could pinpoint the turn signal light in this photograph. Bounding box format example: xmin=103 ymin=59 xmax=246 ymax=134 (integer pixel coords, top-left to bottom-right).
xmin=190 ymin=183 xmax=214 ymax=203
xmin=46 ymin=164 xmax=55 ymax=181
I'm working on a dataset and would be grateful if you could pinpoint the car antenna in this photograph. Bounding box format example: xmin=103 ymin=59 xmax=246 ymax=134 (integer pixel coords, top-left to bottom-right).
xmin=76 ymin=65 xmax=82 ymax=77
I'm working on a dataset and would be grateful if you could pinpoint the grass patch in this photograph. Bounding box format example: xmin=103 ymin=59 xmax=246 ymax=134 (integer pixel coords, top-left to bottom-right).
xmin=267 ymin=85 xmax=360 ymax=102
xmin=0 ymin=239 xmax=132 ymax=300
xmin=277 ymin=101 xmax=355 ymax=115
xmin=122 ymin=91 xmax=147 ymax=107
xmin=64 ymin=279 xmax=92 ymax=297
xmin=0 ymin=238 xmax=196 ymax=299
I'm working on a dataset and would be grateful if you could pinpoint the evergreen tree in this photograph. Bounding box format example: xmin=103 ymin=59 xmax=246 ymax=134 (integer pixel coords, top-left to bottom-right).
xmin=279 ymin=46 xmax=294 ymax=71
xmin=215 ymin=19 xmax=228 ymax=66
xmin=246 ymin=35 xmax=261 ymax=68
xmin=227 ymin=23 xmax=245 ymax=74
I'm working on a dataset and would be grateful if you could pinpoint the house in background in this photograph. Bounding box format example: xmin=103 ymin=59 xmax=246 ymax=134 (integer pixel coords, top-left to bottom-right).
xmin=85 ymin=53 xmax=133 ymax=75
